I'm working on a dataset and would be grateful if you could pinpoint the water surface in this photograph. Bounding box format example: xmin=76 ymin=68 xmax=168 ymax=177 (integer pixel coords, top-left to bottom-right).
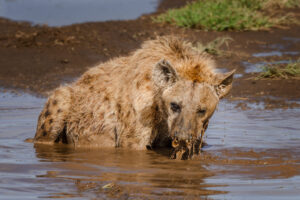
xmin=0 ymin=0 xmax=158 ymax=26
xmin=0 ymin=91 xmax=300 ymax=199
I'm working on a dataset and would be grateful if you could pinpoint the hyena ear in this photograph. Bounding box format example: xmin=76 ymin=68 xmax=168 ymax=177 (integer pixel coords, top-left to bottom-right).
xmin=214 ymin=69 xmax=235 ymax=99
xmin=152 ymin=59 xmax=178 ymax=89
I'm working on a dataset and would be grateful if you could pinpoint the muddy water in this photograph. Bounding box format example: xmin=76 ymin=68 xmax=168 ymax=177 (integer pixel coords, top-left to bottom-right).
xmin=0 ymin=0 xmax=158 ymax=26
xmin=0 ymin=91 xmax=300 ymax=199
xmin=242 ymin=36 xmax=300 ymax=74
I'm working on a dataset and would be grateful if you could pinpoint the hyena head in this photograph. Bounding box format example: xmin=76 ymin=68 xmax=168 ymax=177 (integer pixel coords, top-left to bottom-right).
xmin=152 ymin=59 xmax=234 ymax=158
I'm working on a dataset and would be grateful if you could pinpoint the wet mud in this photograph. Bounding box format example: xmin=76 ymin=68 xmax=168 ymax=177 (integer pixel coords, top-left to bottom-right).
xmin=0 ymin=0 xmax=300 ymax=199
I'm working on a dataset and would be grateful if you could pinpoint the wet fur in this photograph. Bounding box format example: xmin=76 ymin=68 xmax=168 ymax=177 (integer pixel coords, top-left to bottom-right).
xmin=34 ymin=36 xmax=234 ymax=150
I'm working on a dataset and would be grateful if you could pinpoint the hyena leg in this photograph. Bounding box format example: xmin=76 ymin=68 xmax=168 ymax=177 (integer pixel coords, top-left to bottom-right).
xmin=34 ymin=87 xmax=72 ymax=144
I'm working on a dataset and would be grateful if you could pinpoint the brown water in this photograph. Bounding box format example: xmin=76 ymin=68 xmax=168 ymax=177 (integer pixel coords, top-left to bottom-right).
xmin=1 ymin=91 xmax=300 ymax=199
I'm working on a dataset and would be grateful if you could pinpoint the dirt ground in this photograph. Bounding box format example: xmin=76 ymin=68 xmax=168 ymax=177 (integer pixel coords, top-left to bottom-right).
xmin=0 ymin=0 xmax=300 ymax=108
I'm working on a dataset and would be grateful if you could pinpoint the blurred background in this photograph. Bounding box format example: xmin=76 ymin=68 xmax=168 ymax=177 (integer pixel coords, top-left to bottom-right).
xmin=0 ymin=0 xmax=159 ymax=26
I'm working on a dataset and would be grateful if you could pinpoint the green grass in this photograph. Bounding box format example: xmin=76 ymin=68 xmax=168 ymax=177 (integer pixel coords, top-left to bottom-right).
xmin=154 ymin=0 xmax=299 ymax=31
xmin=261 ymin=0 xmax=300 ymax=8
xmin=257 ymin=59 xmax=300 ymax=79
xmin=194 ymin=36 xmax=233 ymax=56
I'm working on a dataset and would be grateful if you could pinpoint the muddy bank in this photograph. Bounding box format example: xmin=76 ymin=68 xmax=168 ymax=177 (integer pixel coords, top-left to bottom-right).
xmin=0 ymin=0 xmax=300 ymax=104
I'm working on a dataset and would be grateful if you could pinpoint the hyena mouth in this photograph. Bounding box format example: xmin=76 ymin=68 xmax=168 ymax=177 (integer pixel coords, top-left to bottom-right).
xmin=170 ymin=137 xmax=203 ymax=160
xmin=170 ymin=130 xmax=205 ymax=160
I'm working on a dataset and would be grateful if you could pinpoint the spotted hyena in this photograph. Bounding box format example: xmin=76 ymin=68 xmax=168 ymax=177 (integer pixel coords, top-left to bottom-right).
xmin=34 ymin=36 xmax=234 ymax=159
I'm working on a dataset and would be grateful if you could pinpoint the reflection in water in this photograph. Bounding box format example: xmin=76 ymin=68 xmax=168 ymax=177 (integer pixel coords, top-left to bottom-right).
xmin=1 ymin=91 xmax=300 ymax=199
xmin=0 ymin=0 xmax=159 ymax=26
xmin=33 ymin=144 xmax=224 ymax=199
xmin=252 ymin=51 xmax=299 ymax=57
xmin=242 ymin=60 xmax=295 ymax=73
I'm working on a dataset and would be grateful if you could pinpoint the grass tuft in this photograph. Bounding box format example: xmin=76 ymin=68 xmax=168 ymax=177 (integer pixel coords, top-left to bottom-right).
xmin=257 ymin=59 xmax=300 ymax=79
xmin=261 ymin=0 xmax=300 ymax=9
xmin=154 ymin=0 xmax=300 ymax=31
xmin=194 ymin=36 xmax=233 ymax=56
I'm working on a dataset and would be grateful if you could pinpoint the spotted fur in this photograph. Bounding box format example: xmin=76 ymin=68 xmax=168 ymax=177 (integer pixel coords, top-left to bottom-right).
xmin=34 ymin=36 xmax=234 ymax=149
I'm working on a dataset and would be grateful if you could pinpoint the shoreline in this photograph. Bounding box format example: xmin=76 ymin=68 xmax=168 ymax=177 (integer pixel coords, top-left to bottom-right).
xmin=0 ymin=0 xmax=299 ymax=109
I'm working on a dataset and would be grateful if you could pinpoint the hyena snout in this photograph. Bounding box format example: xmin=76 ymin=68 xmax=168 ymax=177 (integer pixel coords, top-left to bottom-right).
xmin=172 ymin=121 xmax=206 ymax=141
xmin=172 ymin=131 xmax=198 ymax=142
xmin=171 ymin=120 xmax=209 ymax=148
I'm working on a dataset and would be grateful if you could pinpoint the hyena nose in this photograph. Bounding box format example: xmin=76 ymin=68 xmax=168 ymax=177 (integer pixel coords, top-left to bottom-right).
xmin=177 ymin=132 xmax=193 ymax=141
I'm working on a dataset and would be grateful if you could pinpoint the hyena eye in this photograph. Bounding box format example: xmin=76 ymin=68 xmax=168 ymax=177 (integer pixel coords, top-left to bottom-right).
xmin=170 ymin=102 xmax=181 ymax=113
xmin=197 ymin=108 xmax=206 ymax=116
